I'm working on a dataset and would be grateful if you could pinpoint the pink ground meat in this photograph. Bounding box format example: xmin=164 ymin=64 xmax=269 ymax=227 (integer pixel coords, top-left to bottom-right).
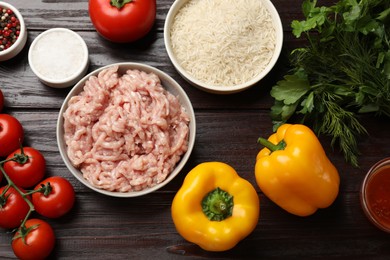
xmin=63 ymin=65 xmax=190 ymax=192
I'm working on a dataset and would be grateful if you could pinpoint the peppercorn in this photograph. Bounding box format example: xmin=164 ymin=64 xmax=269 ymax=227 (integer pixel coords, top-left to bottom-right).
xmin=0 ymin=7 xmax=20 ymax=51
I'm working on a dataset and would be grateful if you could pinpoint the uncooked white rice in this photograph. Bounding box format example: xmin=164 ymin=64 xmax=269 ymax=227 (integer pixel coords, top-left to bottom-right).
xmin=170 ymin=0 xmax=276 ymax=87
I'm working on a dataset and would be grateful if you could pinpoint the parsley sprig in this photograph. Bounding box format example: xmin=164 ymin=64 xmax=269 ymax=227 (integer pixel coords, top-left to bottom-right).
xmin=271 ymin=0 xmax=390 ymax=167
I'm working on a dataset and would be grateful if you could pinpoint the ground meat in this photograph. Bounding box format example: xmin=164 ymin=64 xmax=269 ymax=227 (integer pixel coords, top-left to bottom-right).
xmin=63 ymin=65 xmax=190 ymax=192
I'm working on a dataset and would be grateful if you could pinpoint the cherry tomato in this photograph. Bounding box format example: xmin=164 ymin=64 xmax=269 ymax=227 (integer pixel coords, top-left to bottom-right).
xmin=32 ymin=176 xmax=75 ymax=218
xmin=0 ymin=186 xmax=31 ymax=229
xmin=89 ymin=0 xmax=156 ymax=43
xmin=0 ymin=89 xmax=4 ymax=112
xmin=12 ymin=218 xmax=55 ymax=260
xmin=4 ymin=147 xmax=46 ymax=188
xmin=0 ymin=114 xmax=24 ymax=157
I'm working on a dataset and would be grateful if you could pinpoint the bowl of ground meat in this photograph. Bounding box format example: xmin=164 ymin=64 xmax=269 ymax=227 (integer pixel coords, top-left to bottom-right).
xmin=56 ymin=62 xmax=196 ymax=197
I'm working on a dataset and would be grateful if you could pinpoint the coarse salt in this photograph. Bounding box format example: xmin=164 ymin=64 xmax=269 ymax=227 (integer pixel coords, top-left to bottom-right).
xmin=29 ymin=28 xmax=89 ymax=88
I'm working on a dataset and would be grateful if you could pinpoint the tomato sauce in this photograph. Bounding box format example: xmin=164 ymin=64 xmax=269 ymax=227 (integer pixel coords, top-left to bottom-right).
xmin=365 ymin=164 xmax=390 ymax=231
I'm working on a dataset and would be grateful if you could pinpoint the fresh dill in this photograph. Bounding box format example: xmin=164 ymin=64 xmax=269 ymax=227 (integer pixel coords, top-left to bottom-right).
xmin=270 ymin=0 xmax=390 ymax=167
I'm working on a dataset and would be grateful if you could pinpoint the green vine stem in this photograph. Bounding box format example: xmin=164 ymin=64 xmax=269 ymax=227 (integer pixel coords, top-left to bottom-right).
xmin=110 ymin=0 xmax=133 ymax=9
xmin=0 ymin=149 xmax=49 ymax=231
xmin=0 ymin=164 xmax=35 ymax=228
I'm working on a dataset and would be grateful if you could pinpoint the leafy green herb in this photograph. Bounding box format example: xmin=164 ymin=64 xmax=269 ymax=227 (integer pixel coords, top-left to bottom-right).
xmin=270 ymin=0 xmax=390 ymax=167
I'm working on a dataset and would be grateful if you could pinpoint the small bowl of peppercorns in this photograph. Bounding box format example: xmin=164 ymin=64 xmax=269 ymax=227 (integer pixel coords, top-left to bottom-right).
xmin=0 ymin=1 xmax=27 ymax=61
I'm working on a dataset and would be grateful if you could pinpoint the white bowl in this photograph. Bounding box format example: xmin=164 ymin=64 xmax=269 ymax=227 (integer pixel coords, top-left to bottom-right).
xmin=0 ymin=1 xmax=27 ymax=61
xmin=57 ymin=62 xmax=196 ymax=197
xmin=164 ymin=0 xmax=283 ymax=94
xmin=28 ymin=28 xmax=89 ymax=88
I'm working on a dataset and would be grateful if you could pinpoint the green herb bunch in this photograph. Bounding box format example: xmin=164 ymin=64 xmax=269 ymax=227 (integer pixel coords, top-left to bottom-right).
xmin=271 ymin=0 xmax=390 ymax=167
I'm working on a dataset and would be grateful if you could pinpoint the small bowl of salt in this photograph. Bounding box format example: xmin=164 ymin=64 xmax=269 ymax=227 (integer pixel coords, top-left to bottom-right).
xmin=28 ymin=28 xmax=89 ymax=88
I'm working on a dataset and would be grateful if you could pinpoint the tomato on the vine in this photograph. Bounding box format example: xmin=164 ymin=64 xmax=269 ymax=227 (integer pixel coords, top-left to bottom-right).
xmin=0 ymin=114 xmax=24 ymax=157
xmin=4 ymin=147 xmax=46 ymax=188
xmin=12 ymin=218 xmax=55 ymax=260
xmin=0 ymin=186 xmax=31 ymax=229
xmin=32 ymin=176 xmax=75 ymax=218
xmin=89 ymin=0 xmax=156 ymax=43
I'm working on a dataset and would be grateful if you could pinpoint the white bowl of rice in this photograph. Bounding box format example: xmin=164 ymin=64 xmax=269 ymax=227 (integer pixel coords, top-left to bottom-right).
xmin=164 ymin=0 xmax=283 ymax=94
xmin=57 ymin=62 xmax=196 ymax=197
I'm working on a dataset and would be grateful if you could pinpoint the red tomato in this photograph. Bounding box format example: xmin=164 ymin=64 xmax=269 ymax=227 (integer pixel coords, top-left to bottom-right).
xmin=0 ymin=89 xmax=4 ymax=112
xmin=0 ymin=186 xmax=31 ymax=229
xmin=4 ymin=147 xmax=46 ymax=188
xmin=12 ymin=218 xmax=55 ymax=260
xmin=32 ymin=176 xmax=75 ymax=218
xmin=0 ymin=114 xmax=24 ymax=157
xmin=89 ymin=0 xmax=156 ymax=43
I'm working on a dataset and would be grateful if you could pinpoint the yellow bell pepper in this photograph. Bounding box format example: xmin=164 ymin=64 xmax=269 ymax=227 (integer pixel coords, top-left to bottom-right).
xmin=255 ymin=124 xmax=340 ymax=217
xmin=171 ymin=162 xmax=259 ymax=252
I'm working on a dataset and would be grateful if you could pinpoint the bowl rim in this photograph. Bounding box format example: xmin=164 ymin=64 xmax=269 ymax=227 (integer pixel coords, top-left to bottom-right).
xmin=163 ymin=0 xmax=284 ymax=94
xmin=0 ymin=1 xmax=27 ymax=57
xmin=28 ymin=27 xmax=89 ymax=85
xmin=360 ymin=157 xmax=390 ymax=233
xmin=56 ymin=62 xmax=196 ymax=197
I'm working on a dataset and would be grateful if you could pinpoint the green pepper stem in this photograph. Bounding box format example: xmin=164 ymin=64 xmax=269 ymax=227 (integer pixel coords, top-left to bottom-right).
xmin=257 ymin=137 xmax=286 ymax=152
xmin=202 ymin=187 xmax=233 ymax=221
xmin=110 ymin=0 xmax=133 ymax=9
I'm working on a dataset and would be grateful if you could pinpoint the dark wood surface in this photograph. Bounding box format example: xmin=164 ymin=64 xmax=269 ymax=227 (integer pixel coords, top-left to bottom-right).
xmin=1 ymin=0 xmax=389 ymax=259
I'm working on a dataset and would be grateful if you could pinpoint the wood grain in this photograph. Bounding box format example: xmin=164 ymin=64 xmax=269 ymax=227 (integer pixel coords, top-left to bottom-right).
xmin=0 ymin=0 xmax=389 ymax=259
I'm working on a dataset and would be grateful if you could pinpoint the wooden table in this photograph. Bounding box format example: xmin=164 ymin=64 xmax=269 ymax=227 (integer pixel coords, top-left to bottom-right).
xmin=1 ymin=0 xmax=389 ymax=259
